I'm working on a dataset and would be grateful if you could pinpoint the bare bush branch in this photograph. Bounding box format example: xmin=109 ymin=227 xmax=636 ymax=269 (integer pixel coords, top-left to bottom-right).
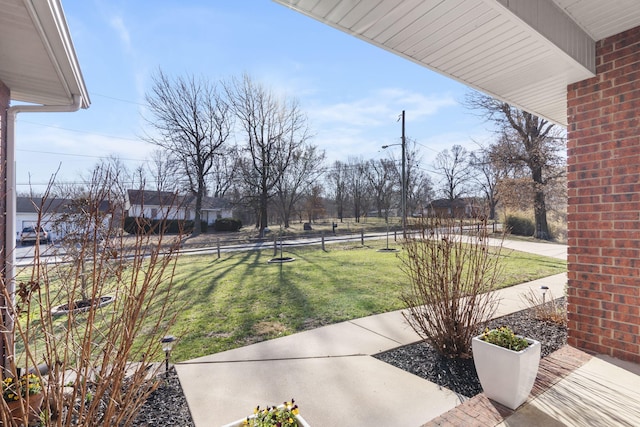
xmin=400 ymin=217 xmax=504 ymax=359
xmin=521 ymin=288 xmax=567 ymax=326
xmin=1 ymin=164 xmax=185 ymax=426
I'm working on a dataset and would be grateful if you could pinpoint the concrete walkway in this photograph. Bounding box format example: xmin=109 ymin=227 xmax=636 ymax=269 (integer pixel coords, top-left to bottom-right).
xmin=175 ymin=241 xmax=640 ymax=426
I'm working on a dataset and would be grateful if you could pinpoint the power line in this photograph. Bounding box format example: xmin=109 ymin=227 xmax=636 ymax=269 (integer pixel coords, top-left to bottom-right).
xmin=91 ymin=92 xmax=147 ymax=107
xmin=17 ymin=148 xmax=147 ymax=162
xmin=18 ymin=120 xmax=142 ymax=143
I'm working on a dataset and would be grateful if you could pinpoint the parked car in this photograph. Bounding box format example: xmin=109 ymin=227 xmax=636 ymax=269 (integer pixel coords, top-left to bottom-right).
xmin=20 ymin=226 xmax=51 ymax=245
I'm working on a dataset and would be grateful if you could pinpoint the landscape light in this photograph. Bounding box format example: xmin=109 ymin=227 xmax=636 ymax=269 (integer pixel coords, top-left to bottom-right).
xmin=541 ymin=286 xmax=549 ymax=305
xmin=161 ymin=335 xmax=177 ymax=378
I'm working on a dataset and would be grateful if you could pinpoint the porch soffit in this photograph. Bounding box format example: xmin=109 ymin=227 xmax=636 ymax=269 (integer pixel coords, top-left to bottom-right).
xmin=274 ymin=0 xmax=640 ymax=126
xmin=0 ymin=0 xmax=89 ymax=107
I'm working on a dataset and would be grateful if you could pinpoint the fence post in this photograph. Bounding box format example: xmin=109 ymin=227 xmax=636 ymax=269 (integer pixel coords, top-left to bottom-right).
xmin=217 ymin=238 xmax=221 ymax=259
xmin=321 ymin=232 xmax=325 ymax=251
xmin=274 ymin=235 xmax=278 ymax=257
xmin=361 ymin=230 xmax=364 ymax=245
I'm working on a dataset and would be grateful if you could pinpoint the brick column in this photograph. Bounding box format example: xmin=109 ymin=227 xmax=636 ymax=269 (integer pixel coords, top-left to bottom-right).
xmin=567 ymin=26 xmax=640 ymax=363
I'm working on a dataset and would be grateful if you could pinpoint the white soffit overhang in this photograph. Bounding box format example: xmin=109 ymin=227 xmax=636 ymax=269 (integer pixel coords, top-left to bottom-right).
xmin=274 ymin=0 xmax=640 ymax=127
xmin=0 ymin=0 xmax=89 ymax=107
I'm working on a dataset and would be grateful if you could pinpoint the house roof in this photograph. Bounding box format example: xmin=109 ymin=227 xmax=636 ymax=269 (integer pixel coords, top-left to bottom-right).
xmin=127 ymin=190 xmax=180 ymax=207
xmin=0 ymin=0 xmax=89 ymax=107
xmin=17 ymin=196 xmax=111 ymax=214
xmin=273 ymin=0 xmax=640 ymax=126
xmin=184 ymin=195 xmax=232 ymax=211
xmin=16 ymin=197 xmax=71 ymax=214
xmin=127 ymin=190 xmax=231 ymax=211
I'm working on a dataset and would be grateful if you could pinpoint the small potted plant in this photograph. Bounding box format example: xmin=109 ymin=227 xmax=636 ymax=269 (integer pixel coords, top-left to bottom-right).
xmin=222 ymin=399 xmax=310 ymax=427
xmin=2 ymin=372 xmax=45 ymax=422
xmin=472 ymin=326 xmax=541 ymax=409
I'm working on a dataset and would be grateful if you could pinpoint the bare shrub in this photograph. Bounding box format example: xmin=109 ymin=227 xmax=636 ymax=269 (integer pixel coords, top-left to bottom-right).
xmin=521 ymin=288 xmax=567 ymax=326
xmin=1 ymin=164 xmax=185 ymax=426
xmin=400 ymin=217 xmax=504 ymax=359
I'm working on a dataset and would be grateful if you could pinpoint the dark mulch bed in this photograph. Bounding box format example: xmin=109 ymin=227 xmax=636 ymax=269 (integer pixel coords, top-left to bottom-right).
xmin=132 ymin=368 xmax=195 ymax=427
xmin=373 ymin=300 xmax=567 ymax=398
xmin=132 ymin=301 xmax=566 ymax=425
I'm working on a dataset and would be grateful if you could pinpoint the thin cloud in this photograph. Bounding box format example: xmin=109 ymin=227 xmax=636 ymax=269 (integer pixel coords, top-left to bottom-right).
xmin=109 ymin=15 xmax=133 ymax=55
xmin=309 ymin=88 xmax=457 ymax=128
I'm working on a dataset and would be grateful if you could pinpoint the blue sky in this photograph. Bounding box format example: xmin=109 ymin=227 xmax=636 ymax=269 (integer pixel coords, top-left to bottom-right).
xmin=15 ymin=0 xmax=491 ymax=193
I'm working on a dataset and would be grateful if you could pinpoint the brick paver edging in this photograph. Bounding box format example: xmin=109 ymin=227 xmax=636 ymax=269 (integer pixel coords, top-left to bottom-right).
xmin=422 ymin=345 xmax=593 ymax=427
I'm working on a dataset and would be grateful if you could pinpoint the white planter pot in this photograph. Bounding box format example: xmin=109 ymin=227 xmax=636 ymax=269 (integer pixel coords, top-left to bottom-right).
xmin=472 ymin=334 xmax=541 ymax=410
xmin=221 ymin=407 xmax=311 ymax=427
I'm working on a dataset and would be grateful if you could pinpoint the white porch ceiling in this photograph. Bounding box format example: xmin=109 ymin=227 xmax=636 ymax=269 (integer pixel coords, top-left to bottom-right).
xmin=274 ymin=0 xmax=640 ymax=126
xmin=0 ymin=0 xmax=89 ymax=107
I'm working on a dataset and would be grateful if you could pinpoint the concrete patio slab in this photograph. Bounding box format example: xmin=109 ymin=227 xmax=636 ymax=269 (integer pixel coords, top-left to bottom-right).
xmin=177 ymin=355 xmax=464 ymax=426
xmin=186 ymin=319 xmax=408 ymax=364
xmin=499 ymin=356 xmax=640 ymax=426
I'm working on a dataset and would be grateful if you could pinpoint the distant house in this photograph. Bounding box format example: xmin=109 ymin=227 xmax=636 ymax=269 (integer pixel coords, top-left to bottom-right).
xmin=16 ymin=197 xmax=68 ymax=241
xmin=126 ymin=190 xmax=233 ymax=225
xmin=126 ymin=190 xmax=182 ymax=221
xmin=425 ymin=198 xmax=483 ymax=218
xmin=194 ymin=195 xmax=233 ymax=224
xmin=16 ymin=197 xmax=112 ymax=241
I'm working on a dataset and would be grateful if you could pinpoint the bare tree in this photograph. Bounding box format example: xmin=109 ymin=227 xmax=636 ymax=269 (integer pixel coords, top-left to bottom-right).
xmin=274 ymin=144 xmax=325 ymax=227
xmin=433 ymin=144 xmax=471 ymax=201
xmin=469 ymin=148 xmax=501 ymax=220
xmin=302 ymin=185 xmax=325 ymax=223
xmin=326 ymin=161 xmax=348 ymax=222
xmin=365 ymin=158 xmax=395 ymax=219
xmin=411 ymin=173 xmax=435 ymax=215
xmin=346 ymin=157 xmax=370 ymax=223
xmin=225 ymin=74 xmax=310 ymax=236
xmin=466 ymin=92 xmax=566 ymax=240
xmin=388 ymin=139 xmax=433 ymax=217
xmin=147 ymin=149 xmax=180 ymax=193
xmin=144 ymin=70 xmax=232 ymax=236
xmin=208 ymin=145 xmax=239 ymax=198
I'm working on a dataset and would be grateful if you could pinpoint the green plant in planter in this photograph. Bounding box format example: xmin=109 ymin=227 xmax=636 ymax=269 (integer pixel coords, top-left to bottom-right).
xmin=480 ymin=326 xmax=530 ymax=351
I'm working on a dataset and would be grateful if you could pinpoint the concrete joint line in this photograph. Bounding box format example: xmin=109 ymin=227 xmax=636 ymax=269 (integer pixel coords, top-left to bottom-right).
xmin=176 ymin=353 xmax=368 ymax=365
xmin=347 ymin=320 xmax=404 ymax=346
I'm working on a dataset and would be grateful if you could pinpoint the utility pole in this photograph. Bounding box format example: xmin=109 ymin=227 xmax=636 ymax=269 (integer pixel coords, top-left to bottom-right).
xmin=401 ymin=110 xmax=406 ymax=238
xmin=382 ymin=110 xmax=407 ymax=238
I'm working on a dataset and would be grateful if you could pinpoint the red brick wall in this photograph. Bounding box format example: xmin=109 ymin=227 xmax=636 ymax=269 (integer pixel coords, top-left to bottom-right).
xmin=567 ymin=25 xmax=640 ymax=364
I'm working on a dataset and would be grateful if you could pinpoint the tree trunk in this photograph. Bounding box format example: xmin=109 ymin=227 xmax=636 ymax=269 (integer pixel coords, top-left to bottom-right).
xmin=531 ymin=166 xmax=551 ymax=240
xmin=192 ymin=182 xmax=204 ymax=236
xmin=191 ymin=198 xmax=202 ymax=237
xmin=533 ymin=189 xmax=551 ymax=240
xmin=259 ymin=190 xmax=268 ymax=237
xmin=489 ymin=199 xmax=497 ymax=220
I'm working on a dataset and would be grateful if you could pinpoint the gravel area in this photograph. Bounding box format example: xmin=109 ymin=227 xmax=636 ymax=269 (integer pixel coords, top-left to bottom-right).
xmin=374 ymin=300 xmax=567 ymax=398
xmin=131 ymin=301 xmax=566 ymax=425
xmin=132 ymin=368 xmax=195 ymax=427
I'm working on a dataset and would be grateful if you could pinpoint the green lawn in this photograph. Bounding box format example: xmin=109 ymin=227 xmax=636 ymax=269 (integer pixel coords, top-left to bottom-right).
xmin=167 ymin=240 xmax=566 ymax=361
